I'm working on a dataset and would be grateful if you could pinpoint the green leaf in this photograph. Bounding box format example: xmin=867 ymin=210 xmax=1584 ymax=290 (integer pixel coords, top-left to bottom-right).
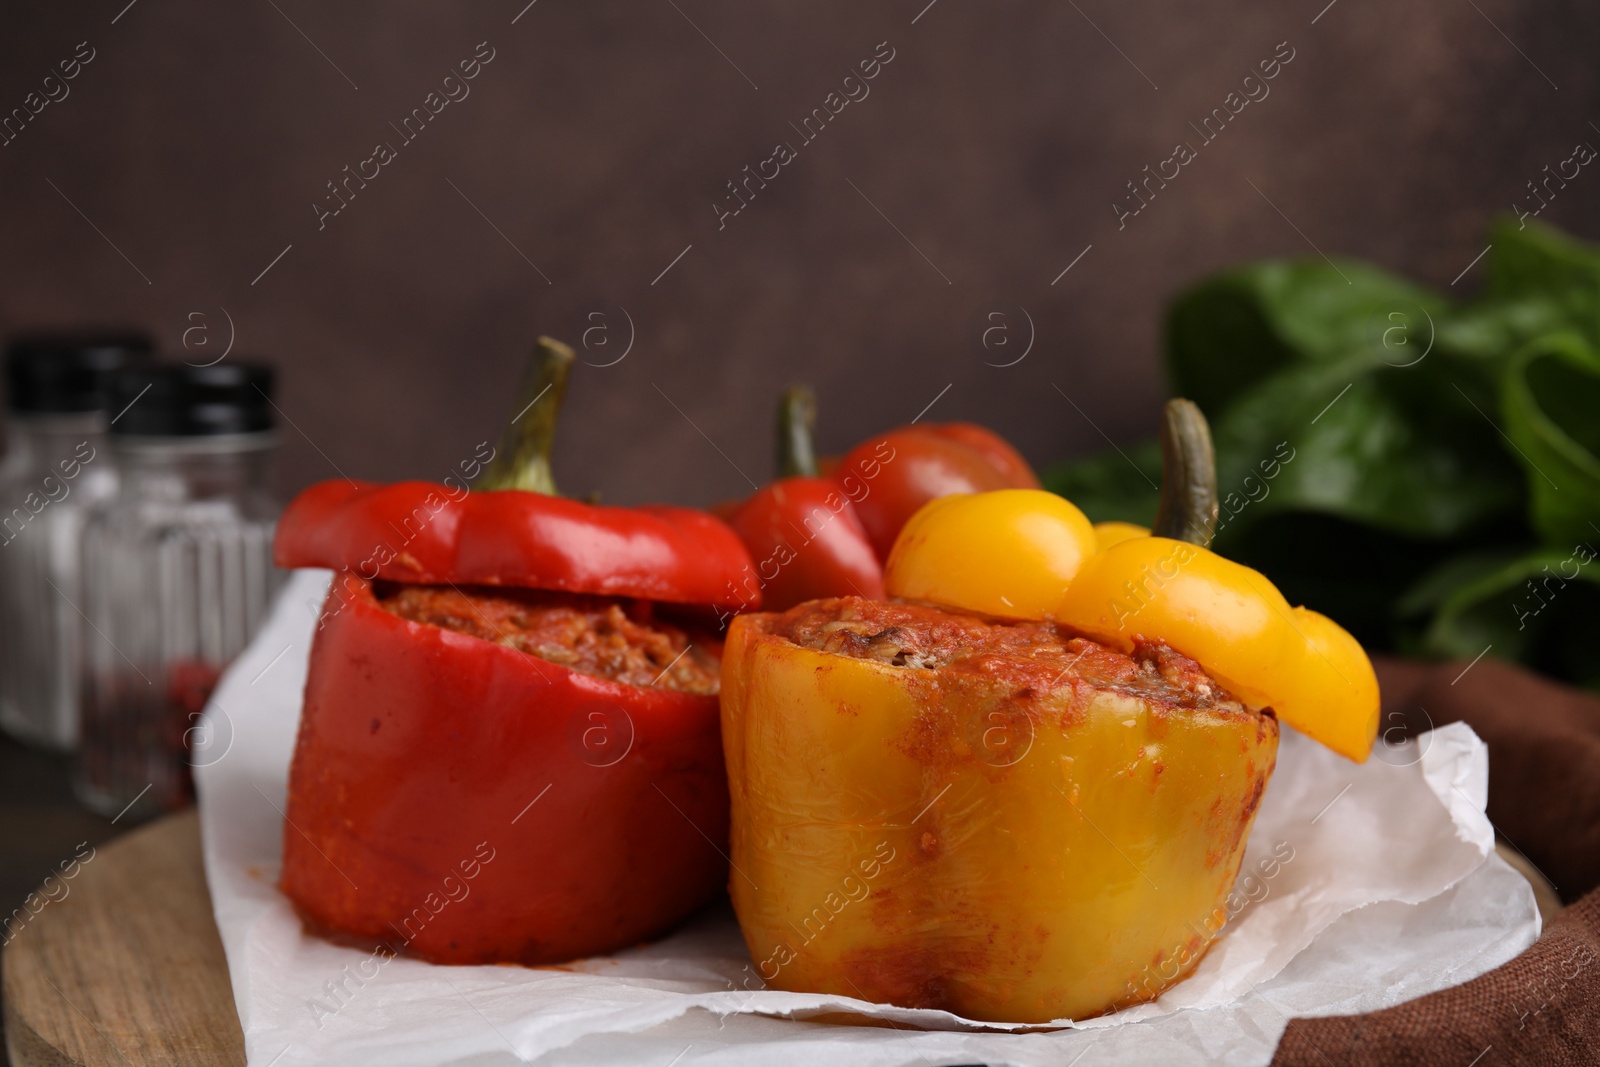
xmin=1402 ymin=543 xmax=1600 ymax=687
xmin=1433 ymin=295 xmax=1573 ymax=365
xmin=1205 ymin=354 xmax=1523 ymax=542
xmin=1166 ymin=259 xmax=1447 ymax=417
xmin=1040 ymin=438 xmax=1160 ymax=526
xmin=1500 ymin=332 xmax=1600 ymax=545
xmin=1485 ymin=217 xmax=1600 ymax=343
xmin=1162 ymin=255 xmax=1520 ymax=539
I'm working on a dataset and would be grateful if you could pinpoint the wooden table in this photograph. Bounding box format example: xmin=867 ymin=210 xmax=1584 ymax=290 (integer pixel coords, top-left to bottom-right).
xmin=2 ymin=810 xmax=244 ymax=1066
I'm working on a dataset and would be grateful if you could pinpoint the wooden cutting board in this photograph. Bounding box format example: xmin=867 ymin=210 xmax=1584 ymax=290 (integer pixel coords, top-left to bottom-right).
xmin=1 ymin=809 xmax=1563 ymax=1067
xmin=2 ymin=809 xmax=245 ymax=1066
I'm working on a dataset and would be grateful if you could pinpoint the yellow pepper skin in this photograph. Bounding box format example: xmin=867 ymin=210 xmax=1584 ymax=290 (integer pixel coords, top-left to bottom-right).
xmin=1053 ymin=538 xmax=1376 ymax=761
xmin=721 ymin=608 xmax=1280 ymax=1023
xmin=1093 ymin=520 xmax=1150 ymax=551
xmin=1274 ymin=607 xmax=1381 ymax=763
xmin=1052 ymin=537 xmax=1298 ymax=712
xmin=884 ymin=489 xmax=1096 ymax=620
xmin=888 ymin=500 xmax=1379 ymax=762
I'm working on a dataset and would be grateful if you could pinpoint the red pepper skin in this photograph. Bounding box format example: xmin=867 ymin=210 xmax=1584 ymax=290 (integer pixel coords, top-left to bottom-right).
xmin=920 ymin=423 xmax=1039 ymax=489
xmin=725 ymin=477 xmax=886 ymax=613
xmin=274 ymin=480 xmax=759 ymax=611
xmin=836 ymin=424 xmax=1041 ymax=561
xmin=281 ymin=573 xmax=729 ymax=965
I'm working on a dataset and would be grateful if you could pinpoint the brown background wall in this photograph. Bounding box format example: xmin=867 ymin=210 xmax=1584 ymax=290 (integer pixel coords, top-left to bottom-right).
xmin=0 ymin=0 xmax=1596 ymax=507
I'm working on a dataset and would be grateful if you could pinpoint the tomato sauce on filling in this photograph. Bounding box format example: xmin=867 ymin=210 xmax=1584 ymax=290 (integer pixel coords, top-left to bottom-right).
xmin=375 ymin=582 xmax=721 ymax=694
xmin=769 ymin=596 xmax=1249 ymax=712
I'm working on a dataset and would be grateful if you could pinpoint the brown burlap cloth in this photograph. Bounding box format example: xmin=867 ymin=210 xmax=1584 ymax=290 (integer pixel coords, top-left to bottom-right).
xmin=1269 ymin=656 xmax=1600 ymax=1066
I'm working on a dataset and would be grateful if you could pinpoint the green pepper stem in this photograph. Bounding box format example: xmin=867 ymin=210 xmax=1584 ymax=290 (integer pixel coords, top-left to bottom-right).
xmin=776 ymin=385 xmax=819 ymax=478
xmin=1150 ymin=398 xmax=1219 ymax=547
xmin=474 ymin=336 xmax=575 ymax=494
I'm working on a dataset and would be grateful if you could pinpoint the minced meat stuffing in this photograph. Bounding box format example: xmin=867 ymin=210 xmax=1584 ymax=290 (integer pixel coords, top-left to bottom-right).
xmin=769 ymin=596 xmax=1246 ymax=712
xmin=376 ymin=583 xmax=720 ymax=694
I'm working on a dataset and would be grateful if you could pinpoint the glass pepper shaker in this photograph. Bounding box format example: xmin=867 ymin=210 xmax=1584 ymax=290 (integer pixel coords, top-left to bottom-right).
xmin=76 ymin=363 xmax=284 ymax=820
xmin=0 ymin=333 xmax=151 ymax=749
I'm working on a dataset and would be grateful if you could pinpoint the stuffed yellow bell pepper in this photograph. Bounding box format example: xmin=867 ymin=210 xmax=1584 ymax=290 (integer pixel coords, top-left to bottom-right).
xmin=722 ymin=400 xmax=1375 ymax=1023
xmin=722 ymin=598 xmax=1278 ymax=1022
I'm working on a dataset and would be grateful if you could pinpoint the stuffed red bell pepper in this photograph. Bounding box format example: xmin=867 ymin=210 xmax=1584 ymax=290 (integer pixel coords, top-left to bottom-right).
xmin=276 ymin=338 xmax=758 ymax=965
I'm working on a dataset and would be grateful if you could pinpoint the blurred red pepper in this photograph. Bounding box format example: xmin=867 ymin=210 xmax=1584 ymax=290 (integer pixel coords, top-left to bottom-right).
xmin=723 ymin=388 xmax=1041 ymax=612
xmin=276 ymin=338 xmax=756 ymax=965
xmin=838 ymin=420 xmax=1040 ymax=561
xmin=724 ymin=388 xmax=885 ymax=613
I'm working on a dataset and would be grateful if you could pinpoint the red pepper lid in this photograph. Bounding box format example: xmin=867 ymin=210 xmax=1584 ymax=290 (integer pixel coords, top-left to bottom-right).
xmin=272 ymin=338 xmax=759 ymax=611
xmin=275 ymin=479 xmax=758 ymax=610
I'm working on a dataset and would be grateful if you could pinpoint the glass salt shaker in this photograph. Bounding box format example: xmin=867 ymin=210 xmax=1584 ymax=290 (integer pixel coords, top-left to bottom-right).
xmin=0 ymin=333 xmax=151 ymax=749
xmin=76 ymin=363 xmax=283 ymax=820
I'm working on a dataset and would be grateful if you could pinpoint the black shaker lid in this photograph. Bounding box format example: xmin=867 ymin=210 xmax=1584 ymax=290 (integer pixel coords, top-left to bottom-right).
xmin=109 ymin=363 xmax=276 ymax=436
xmin=4 ymin=333 xmax=154 ymax=414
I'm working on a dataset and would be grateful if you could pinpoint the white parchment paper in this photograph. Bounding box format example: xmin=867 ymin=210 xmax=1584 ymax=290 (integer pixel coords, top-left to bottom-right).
xmin=196 ymin=570 xmax=1541 ymax=1066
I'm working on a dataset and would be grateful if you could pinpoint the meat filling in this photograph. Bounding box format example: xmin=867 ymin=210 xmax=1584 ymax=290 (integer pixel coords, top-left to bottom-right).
xmin=376 ymin=583 xmax=720 ymax=694
xmin=772 ymin=596 xmax=1247 ymax=712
